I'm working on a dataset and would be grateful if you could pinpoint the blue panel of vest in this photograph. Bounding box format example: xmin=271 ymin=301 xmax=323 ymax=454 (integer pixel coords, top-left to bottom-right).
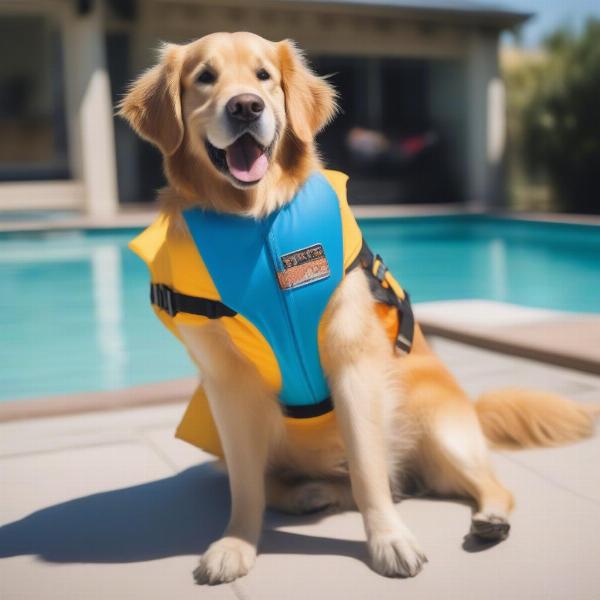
xmin=183 ymin=172 xmax=344 ymax=411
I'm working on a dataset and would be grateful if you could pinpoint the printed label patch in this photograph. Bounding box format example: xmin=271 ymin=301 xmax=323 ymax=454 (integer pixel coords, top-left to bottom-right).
xmin=277 ymin=244 xmax=330 ymax=290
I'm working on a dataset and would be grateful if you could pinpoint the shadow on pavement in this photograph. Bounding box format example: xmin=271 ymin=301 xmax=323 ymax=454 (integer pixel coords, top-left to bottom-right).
xmin=0 ymin=464 xmax=368 ymax=567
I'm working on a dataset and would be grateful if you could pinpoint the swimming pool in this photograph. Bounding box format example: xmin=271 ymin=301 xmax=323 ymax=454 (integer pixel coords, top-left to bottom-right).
xmin=1 ymin=215 xmax=599 ymax=401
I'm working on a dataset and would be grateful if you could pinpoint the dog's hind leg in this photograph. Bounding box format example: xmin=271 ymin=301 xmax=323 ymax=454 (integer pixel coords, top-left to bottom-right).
xmin=266 ymin=475 xmax=355 ymax=514
xmin=417 ymin=404 xmax=514 ymax=542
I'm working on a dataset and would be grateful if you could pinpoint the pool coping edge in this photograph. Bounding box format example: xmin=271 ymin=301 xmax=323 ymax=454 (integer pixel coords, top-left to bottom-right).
xmin=419 ymin=321 xmax=600 ymax=376
xmin=2 ymin=206 xmax=600 ymax=233
xmin=0 ymin=378 xmax=196 ymax=424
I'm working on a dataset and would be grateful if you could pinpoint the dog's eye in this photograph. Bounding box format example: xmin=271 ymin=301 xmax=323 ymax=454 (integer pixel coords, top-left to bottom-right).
xmin=256 ymin=69 xmax=270 ymax=81
xmin=196 ymin=69 xmax=217 ymax=85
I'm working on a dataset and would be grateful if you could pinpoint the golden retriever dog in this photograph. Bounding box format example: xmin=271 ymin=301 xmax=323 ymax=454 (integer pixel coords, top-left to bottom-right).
xmin=120 ymin=32 xmax=600 ymax=584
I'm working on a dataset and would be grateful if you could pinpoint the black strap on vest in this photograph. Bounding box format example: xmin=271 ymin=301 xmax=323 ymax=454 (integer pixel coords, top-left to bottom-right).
xmin=346 ymin=240 xmax=415 ymax=355
xmin=150 ymin=242 xmax=413 ymax=353
xmin=282 ymin=397 xmax=334 ymax=419
xmin=150 ymin=283 xmax=236 ymax=319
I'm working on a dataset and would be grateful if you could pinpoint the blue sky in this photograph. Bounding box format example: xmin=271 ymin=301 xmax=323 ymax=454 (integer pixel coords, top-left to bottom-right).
xmin=494 ymin=0 xmax=600 ymax=47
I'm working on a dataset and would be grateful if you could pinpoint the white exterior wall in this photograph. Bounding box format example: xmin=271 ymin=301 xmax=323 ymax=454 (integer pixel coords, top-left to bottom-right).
xmin=465 ymin=31 xmax=506 ymax=209
xmin=63 ymin=0 xmax=118 ymax=216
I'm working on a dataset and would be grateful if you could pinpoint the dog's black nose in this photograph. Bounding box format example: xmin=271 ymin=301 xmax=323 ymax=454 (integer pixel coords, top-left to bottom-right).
xmin=226 ymin=94 xmax=264 ymax=122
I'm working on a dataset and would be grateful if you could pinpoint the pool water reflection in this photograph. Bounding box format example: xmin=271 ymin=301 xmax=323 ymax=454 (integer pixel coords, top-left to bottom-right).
xmin=1 ymin=216 xmax=598 ymax=401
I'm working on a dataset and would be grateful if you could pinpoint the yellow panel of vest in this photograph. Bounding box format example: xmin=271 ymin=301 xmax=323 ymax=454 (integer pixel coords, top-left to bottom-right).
xmin=129 ymin=170 xmax=409 ymax=456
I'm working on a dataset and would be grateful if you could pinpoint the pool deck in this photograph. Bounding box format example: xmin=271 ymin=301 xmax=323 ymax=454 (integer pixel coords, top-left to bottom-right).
xmin=1 ymin=336 xmax=600 ymax=600
xmin=417 ymin=300 xmax=600 ymax=375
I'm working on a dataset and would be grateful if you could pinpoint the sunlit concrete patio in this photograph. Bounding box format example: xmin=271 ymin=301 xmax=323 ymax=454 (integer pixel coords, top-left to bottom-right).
xmin=1 ymin=337 xmax=599 ymax=600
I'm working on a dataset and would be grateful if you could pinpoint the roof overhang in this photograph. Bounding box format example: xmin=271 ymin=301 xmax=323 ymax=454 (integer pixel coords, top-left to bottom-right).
xmin=271 ymin=0 xmax=532 ymax=29
xmin=144 ymin=0 xmax=532 ymax=33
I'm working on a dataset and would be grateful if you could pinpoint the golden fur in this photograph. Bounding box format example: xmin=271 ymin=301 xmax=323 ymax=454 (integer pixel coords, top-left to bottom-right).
xmin=120 ymin=34 xmax=334 ymax=218
xmin=120 ymin=32 xmax=599 ymax=584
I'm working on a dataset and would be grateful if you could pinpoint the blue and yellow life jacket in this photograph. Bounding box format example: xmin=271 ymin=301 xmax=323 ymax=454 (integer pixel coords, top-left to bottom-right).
xmin=130 ymin=170 xmax=413 ymax=456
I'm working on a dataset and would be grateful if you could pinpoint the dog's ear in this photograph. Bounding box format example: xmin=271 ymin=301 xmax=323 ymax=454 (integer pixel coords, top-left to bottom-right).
xmin=278 ymin=40 xmax=337 ymax=144
xmin=118 ymin=44 xmax=184 ymax=156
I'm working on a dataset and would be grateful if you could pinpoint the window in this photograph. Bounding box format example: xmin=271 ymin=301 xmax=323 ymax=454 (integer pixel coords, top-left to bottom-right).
xmin=0 ymin=15 xmax=69 ymax=181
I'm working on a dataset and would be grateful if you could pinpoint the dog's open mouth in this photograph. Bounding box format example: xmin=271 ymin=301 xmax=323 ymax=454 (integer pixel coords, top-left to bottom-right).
xmin=205 ymin=134 xmax=270 ymax=185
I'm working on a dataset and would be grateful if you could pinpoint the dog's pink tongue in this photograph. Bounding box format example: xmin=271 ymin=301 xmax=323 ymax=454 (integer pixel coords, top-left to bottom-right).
xmin=225 ymin=135 xmax=268 ymax=182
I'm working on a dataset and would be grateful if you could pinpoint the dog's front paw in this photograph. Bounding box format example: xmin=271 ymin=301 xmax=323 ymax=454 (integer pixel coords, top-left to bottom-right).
xmin=368 ymin=529 xmax=428 ymax=578
xmin=194 ymin=537 xmax=256 ymax=585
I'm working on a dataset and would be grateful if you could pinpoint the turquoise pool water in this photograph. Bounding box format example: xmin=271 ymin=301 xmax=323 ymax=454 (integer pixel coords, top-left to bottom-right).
xmin=1 ymin=215 xmax=599 ymax=401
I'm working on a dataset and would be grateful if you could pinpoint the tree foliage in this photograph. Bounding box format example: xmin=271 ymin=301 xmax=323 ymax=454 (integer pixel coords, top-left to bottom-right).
xmin=509 ymin=19 xmax=600 ymax=213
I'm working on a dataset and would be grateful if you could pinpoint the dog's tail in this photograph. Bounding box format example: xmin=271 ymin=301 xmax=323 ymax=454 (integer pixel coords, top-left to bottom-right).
xmin=475 ymin=388 xmax=600 ymax=449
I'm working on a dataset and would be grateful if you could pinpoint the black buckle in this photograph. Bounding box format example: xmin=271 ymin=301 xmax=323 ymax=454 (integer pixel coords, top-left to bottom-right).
xmin=348 ymin=240 xmax=414 ymax=355
xmin=373 ymin=254 xmax=388 ymax=282
xmin=395 ymin=292 xmax=413 ymax=355
xmin=396 ymin=336 xmax=411 ymax=355
xmin=151 ymin=284 xmax=177 ymax=316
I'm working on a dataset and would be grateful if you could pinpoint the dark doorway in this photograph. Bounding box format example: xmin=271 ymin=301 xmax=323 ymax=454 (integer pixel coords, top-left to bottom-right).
xmin=311 ymin=55 xmax=462 ymax=205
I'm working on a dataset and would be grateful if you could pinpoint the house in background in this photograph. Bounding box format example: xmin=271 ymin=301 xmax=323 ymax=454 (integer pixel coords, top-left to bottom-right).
xmin=0 ymin=0 xmax=528 ymax=215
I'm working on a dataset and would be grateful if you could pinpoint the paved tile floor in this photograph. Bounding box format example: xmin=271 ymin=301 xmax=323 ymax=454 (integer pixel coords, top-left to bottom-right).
xmin=416 ymin=300 xmax=600 ymax=373
xmin=1 ymin=337 xmax=599 ymax=600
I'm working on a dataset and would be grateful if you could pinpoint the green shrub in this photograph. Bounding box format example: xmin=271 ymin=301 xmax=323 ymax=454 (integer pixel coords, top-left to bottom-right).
xmin=507 ymin=19 xmax=600 ymax=214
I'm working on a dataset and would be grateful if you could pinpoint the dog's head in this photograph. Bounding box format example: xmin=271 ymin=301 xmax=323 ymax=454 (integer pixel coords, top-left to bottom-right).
xmin=119 ymin=32 xmax=336 ymax=207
